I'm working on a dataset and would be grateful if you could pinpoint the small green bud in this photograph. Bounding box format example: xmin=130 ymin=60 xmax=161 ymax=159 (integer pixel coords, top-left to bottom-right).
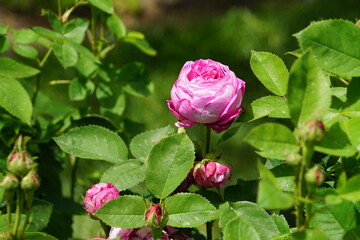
xmin=297 ymin=120 xmax=325 ymax=144
xmin=21 ymin=170 xmax=40 ymax=191
xmin=305 ymin=166 xmax=324 ymax=186
xmin=285 ymin=152 xmax=302 ymax=166
xmin=7 ymin=151 xmax=34 ymax=177
xmin=0 ymin=173 xmax=19 ymax=190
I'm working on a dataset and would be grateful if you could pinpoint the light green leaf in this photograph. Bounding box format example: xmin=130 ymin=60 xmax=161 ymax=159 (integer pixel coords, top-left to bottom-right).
xmin=23 ymin=232 xmax=58 ymax=240
xmin=75 ymin=54 xmax=98 ymax=77
xmin=124 ymin=31 xmax=157 ymax=56
xmin=130 ymin=126 xmax=175 ymax=162
xmin=69 ymin=78 xmax=95 ymax=101
xmin=0 ymin=57 xmax=40 ymax=78
xmin=337 ymin=175 xmax=360 ymax=201
xmin=289 ymin=230 xmax=330 ymax=240
xmin=106 ymin=14 xmax=126 ymax=39
xmin=331 ymin=87 xmax=347 ymax=102
xmin=64 ymin=18 xmax=89 ymax=44
xmin=315 ymin=122 xmax=356 ymax=157
xmin=13 ymin=29 xmax=39 ymax=44
xmin=101 ymin=160 xmax=145 ymax=191
xmin=244 ymin=123 xmax=298 ymax=160
xmin=53 ymin=125 xmax=128 ymax=164
xmin=341 ymin=117 xmax=360 ymax=151
xmin=0 ymin=76 xmax=32 ymax=124
xmin=257 ymin=162 xmax=294 ymax=209
xmin=250 ymin=51 xmax=289 ymax=96
xmin=287 ymin=51 xmax=331 ymax=126
xmin=96 ymin=83 xmax=126 ymax=120
xmin=224 ymin=216 xmax=260 ymax=240
xmin=240 ymin=96 xmax=290 ymax=122
xmin=146 ymin=133 xmax=194 ymax=199
xmin=165 ymin=193 xmax=217 ymax=228
xmin=96 ymin=195 xmax=146 ymax=228
xmin=295 ymin=19 xmax=360 ymax=78
xmin=53 ymin=41 xmax=78 ymax=68
xmin=13 ymin=45 xmax=38 ymax=59
xmin=271 ymin=214 xmax=290 ymax=235
xmin=89 ymin=0 xmax=113 ymax=14
xmin=32 ymin=26 xmax=63 ymax=40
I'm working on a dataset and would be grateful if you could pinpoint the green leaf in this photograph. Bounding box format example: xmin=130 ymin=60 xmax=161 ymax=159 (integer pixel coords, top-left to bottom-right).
xmin=75 ymin=54 xmax=98 ymax=77
xmin=289 ymin=230 xmax=330 ymax=240
xmin=250 ymin=51 xmax=289 ymax=96
xmin=13 ymin=45 xmax=38 ymax=59
xmin=343 ymin=79 xmax=360 ymax=117
xmin=13 ymin=29 xmax=39 ymax=44
xmin=244 ymin=123 xmax=298 ymax=160
xmin=218 ymin=202 xmax=238 ymax=229
xmin=224 ymin=216 xmax=260 ymax=240
xmin=69 ymin=77 xmax=95 ymax=101
xmin=48 ymin=10 xmax=62 ymax=32
xmin=341 ymin=117 xmax=360 ymax=151
xmin=96 ymin=83 xmax=126 ymax=120
xmin=309 ymin=199 xmax=358 ymax=240
xmin=343 ymin=226 xmax=360 ymax=240
xmin=165 ymin=193 xmax=217 ymax=228
xmin=23 ymin=232 xmax=58 ymax=240
xmin=295 ymin=19 xmax=360 ymax=78
xmin=124 ymin=31 xmax=157 ymax=56
xmin=27 ymin=199 xmax=53 ymax=232
xmin=53 ymin=41 xmax=78 ymax=68
xmin=337 ymin=175 xmax=360 ymax=201
xmin=0 ymin=57 xmax=40 ymax=78
xmin=96 ymin=195 xmax=146 ymax=228
xmin=271 ymin=214 xmax=290 ymax=235
xmin=64 ymin=18 xmax=89 ymax=43
xmin=315 ymin=122 xmax=356 ymax=157
xmin=100 ymin=160 xmax=145 ymax=191
xmin=0 ymin=76 xmax=32 ymax=124
xmin=146 ymin=133 xmax=194 ymax=199
xmin=257 ymin=162 xmax=294 ymax=209
xmin=287 ymin=51 xmax=331 ymax=126
xmin=331 ymin=87 xmax=347 ymax=102
xmin=32 ymin=26 xmax=63 ymax=40
xmin=89 ymin=0 xmax=114 ymax=13
xmin=130 ymin=126 xmax=175 ymax=162
xmin=0 ymin=34 xmax=10 ymax=54
xmin=240 ymin=96 xmax=290 ymax=122
xmin=53 ymin=125 xmax=128 ymax=164
xmin=119 ymin=62 xmax=153 ymax=97
xmin=106 ymin=14 xmax=126 ymax=39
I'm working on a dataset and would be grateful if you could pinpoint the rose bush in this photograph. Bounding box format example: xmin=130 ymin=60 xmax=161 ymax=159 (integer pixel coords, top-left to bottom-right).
xmin=84 ymin=183 xmax=120 ymax=214
xmin=167 ymin=59 xmax=246 ymax=133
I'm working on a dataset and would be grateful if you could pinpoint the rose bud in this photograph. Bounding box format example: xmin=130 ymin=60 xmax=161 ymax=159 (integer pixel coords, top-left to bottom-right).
xmin=84 ymin=183 xmax=120 ymax=215
xmin=298 ymin=120 xmax=325 ymax=143
xmin=193 ymin=161 xmax=231 ymax=188
xmin=145 ymin=204 xmax=168 ymax=229
xmin=305 ymin=166 xmax=324 ymax=186
xmin=7 ymin=151 xmax=34 ymax=177
xmin=21 ymin=169 xmax=40 ymax=191
xmin=167 ymin=59 xmax=246 ymax=133
xmin=285 ymin=152 xmax=302 ymax=166
xmin=0 ymin=173 xmax=19 ymax=190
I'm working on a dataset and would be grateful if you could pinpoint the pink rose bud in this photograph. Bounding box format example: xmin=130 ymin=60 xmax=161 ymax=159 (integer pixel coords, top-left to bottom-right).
xmin=0 ymin=173 xmax=19 ymax=190
xmin=145 ymin=204 xmax=168 ymax=228
xmin=21 ymin=169 xmax=40 ymax=191
xmin=167 ymin=59 xmax=246 ymax=133
xmin=298 ymin=120 xmax=325 ymax=143
xmin=84 ymin=183 xmax=120 ymax=214
xmin=7 ymin=151 xmax=34 ymax=177
xmin=193 ymin=161 xmax=231 ymax=188
xmin=305 ymin=166 xmax=324 ymax=186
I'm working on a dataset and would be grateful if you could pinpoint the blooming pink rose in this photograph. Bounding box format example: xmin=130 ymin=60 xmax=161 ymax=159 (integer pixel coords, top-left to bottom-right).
xmin=108 ymin=226 xmax=193 ymax=240
xmin=88 ymin=238 xmax=107 ymax=240
xmin=167 ymin=59 xmax=246 ymax=133
xmin=193 ymin=161 xmax=231 ymax=188
xmin=84 ymin=183 xmax=120 ymax=214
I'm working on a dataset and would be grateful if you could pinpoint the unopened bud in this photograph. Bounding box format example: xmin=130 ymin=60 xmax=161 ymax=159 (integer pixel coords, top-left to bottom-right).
xmin=7 ymin=151 xmax=34 ymax=177
xmin=305 ymin=166 xmax=324 ymax=185
xmin=0 ymin=173 xmax=19 ymax=190
xmin=356 ymin=19 xmax=360 ymax=27
xmin=21 ymin=170 xmax=40 ymax=191
xmin=146 ymin=204 xmax=168 ymax=229
xmin=285 ymin=152 xmax=302 ymax=166
xmin=298 ymin=120 xmax=325 ymax=143
xmin=193 ymin=161 xmax=231 ymax=189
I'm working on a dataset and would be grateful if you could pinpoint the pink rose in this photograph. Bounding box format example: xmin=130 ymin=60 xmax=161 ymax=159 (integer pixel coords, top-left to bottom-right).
xmin=88 ymin=238 xmax=107 ymax=240
xmin=193 ymin=161 xmax=231 ymax=188
xmin=108 ymin=226 xmax=193 ymax=240
xmin=167 ymin=59 xmax=245 ymax=133
xmin=84 ymin=183 xmax=120 ymax=214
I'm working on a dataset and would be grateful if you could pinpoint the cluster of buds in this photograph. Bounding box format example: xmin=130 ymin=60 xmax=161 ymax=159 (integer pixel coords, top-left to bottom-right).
xmin=0 ymin=135 xmax=40 ymax=201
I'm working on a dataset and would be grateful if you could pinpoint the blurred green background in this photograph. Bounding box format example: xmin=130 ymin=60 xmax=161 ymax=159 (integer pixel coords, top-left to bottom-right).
xmin=0 ymin=0 xmax=359 ymax=238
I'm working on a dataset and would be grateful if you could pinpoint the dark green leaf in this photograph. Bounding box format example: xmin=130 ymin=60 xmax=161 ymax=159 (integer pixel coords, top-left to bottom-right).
xmin=101 ymin=160 xmax=145 ymax=191
xmin=69 ymin=78 xmax=95 ymax=101
xmin=106 ymin=14 xmax=126 ymax=39
xmin=124 ymin=31 xmax=157 ymax=56
xmin=287 ymin=51 xmax=331 ymax=126
xmin=244 ymin=123 xmax=298 ymax=160
xmin=13 ymin=45 xmax=38 ymax=59
xmin=295 ymin=20 xmax=360 ymax=78
xmin=27 ymin=199 xmax=53 ymax=232
xmin=0 ymin=57 xmax=40 ymax=78
xmin=96 ymin=83 xmax=126 ymax=120
xmin=0 ymin=34 xmax=10 ymax=53
xmin=48 ymin=11 xmax=62 ymax=32
xmin=341 ymin=117 xmax=360 ymax=151
xmin=343 ymin=79 xmax=360 ymax=117
xmin=54 ymin=125 xmax=128 ymax=164
xmin=96 ymin=195 xmax=146 ymax=228
xmin=250 ymin=51 xmax=289 ymax=96
xmin=343 ymin=226 xmax=360 ymax=240
xmin=130 ymin=125 xmax=175 ymax=161
xmin=119 ymin=62 xmax=153 ymax=97
xmin=0 ymin=76 xmax=32 ymax=124
xmin=165 ymin=193 xmax=217 ymax=228
xmin=146 ymin=133 xmax=195 ymax=199
xmin=89 ymin=0 xmax=114 ymax=13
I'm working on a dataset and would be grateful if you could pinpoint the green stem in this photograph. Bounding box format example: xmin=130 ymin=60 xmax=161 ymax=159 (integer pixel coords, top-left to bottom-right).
xmin=205 ymin=127 xmax=211 ymax=155
xmin=151 ymin=227 xmax=162 ymax=240
xmin=17 ymin=207 xmax=31 ymax=240
xmin=39 ymin=47 xmax=53 ymax=68
xmin=12 ymin=189 xmax=23 ymax=239
xmin=206 ymin=221 xmax=213 ymax=240
xmin=91 ymin=6 xmax=97 ymax=53
xmin=7 ymin=200 xmax=12 ymax=239
xmin=70 ymin=155 xmax=78 ymax=201
xmin=57 ymin=0 xmax=62 ymax=17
